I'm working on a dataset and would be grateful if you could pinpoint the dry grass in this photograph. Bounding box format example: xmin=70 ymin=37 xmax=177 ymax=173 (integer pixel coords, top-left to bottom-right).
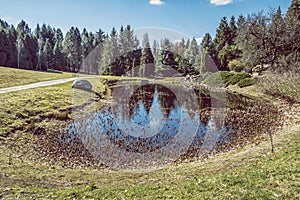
xmin=0 ymin=68 xmax=299 ymax=199
xmin=258 ymin=71 xmax=300 ymax=103
xmin=0 ymin=123 xmax=299 ymax=199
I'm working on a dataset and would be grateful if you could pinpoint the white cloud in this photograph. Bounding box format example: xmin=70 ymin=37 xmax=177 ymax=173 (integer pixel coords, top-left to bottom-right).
xmin=149 ymin=0 xmax=165 ymax=6
xmin=210 ymin=0 xmax=233 ymax=6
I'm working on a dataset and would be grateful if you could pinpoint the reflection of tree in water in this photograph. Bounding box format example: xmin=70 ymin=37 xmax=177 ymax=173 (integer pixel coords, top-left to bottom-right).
xmin=129 ymin=84 xmax=177 ymax=118
xmin=195 ymin=89 xmax=212 ymax=127
xmin=156 ymin=85 xmax=177 ymax=118
xmin=129 ymin=84 xmax=155 ymax=117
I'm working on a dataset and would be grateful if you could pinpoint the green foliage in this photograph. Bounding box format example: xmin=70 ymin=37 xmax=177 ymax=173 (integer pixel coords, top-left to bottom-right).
xmin=185 ymin=38 xmax=199 ymax=68
xmin=0 ymin=0 xmax=299 ymax=76
xmin=140 ymin=34 xmax=155 ymax=77
xmin=236 ymin=4 xmax=300 ymax=71
xmin=42 ymin=39 xmax=52 ymax=69
xmin=227 ymin=72 xmax=250 ymax=85
xmin=62 ymin=27 xmax=82 ymax=72
xmin=228 ymin=59 xmax=245 ymax=72
xmin=237 ymin=77 xmax=256 ymax=88
xmin=205 ymin=71 xmax=251 ymax=87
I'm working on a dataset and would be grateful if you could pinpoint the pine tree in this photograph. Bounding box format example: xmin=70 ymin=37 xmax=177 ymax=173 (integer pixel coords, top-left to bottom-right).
xmin=24 ymin=34 xmax=38 ymax=69
xmin=140 ymin=33 xmax=155 ymax=77
xmin=100 ymin=27 xmax=119 ymax=75
xmin=214 ymin=17 xmax=230 ymax=52
xmin=62 ymin=27 xmax=82 ymax=72
xmin=284 ymin=0 xmax=300 ymax=68
xmin=0 ymin=29 xmax=9 ymax=66
xmin=185 ymin=38 xmax=199 ymax=67
xmin=7 ymin=25 xmax=18 ymax=67
xmin=53 ymin=40 xmax=64 ymax=71
xmin=43 ymin=39 xmax=52 ymax=69
xmin=81 ymin=28 xmax=92 ymax=73
xmin=228 ymin=16 xmax=237 ymax=45
xmin=268 ymin=7 xmax=286 ymax=68
xmin=213 ymin=17 xmax=231 ymax=70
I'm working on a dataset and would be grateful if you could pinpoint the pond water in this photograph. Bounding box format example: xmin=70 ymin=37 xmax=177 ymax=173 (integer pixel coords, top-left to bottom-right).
xmin=60 ymin=83 xmax=281 ymax=170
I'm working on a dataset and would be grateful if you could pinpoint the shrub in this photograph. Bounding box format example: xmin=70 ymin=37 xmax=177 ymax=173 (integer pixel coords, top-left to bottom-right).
xmin=220 ymin=71 xmax=234 ymax=80
xmin=237 ymin=77 xmax=256 ymax=88
xmin=228 ymin=59 xmax=245 ymax=72
xmin=228 ymin=72 xmax=251 ymax=85
xmin=205 ymin=71 xmax=251 ymax=87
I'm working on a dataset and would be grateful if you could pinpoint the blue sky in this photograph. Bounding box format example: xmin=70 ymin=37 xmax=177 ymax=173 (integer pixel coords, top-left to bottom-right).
xmin=0 ymin=0 xmax=291 ymax=39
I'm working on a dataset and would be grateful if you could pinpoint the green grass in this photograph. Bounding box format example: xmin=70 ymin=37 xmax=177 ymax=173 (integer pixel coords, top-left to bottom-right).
xmin=1 ymin=126 xmax=299 ymax=199
xmin=0 ymin=68 xmax=299 ymax=199
xmin=0 ymin=77 xmax=107 ymax=137
xmin=0 ymin=66 xmax=75 ymax=88
xmin=237 ymin=77 xmax=257 ymax=88
xmin=0 ymin=74 xmax=144 ymax=137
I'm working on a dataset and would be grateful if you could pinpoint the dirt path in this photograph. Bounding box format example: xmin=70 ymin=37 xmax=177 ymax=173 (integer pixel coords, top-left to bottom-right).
xmin=0 ymin=77 xmax=79 ymax=94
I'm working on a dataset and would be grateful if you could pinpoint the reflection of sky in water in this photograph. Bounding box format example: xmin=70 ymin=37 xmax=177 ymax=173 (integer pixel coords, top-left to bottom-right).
xmin=64 ymin=84 xmax=231 ymax=157
xmin=115 ymin=91 xmax=180 ymax=138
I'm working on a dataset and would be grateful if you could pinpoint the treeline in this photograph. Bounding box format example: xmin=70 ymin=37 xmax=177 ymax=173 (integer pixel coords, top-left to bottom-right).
xmin=202 ymin=0 xmax=300 ymax=73
xmin=0 ymin=0 xmax=299 ymax=76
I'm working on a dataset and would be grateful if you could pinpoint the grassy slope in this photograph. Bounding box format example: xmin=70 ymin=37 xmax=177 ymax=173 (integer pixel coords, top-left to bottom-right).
xmin=0 ymin=77 xmax=106 ymax=137
xmin=0 ymin=66 xmax=75 ymax=88
xmin=0 ymin=68 xmax=299 ymax=199
xmin=1 ymin=126 xmax=299 ymax=199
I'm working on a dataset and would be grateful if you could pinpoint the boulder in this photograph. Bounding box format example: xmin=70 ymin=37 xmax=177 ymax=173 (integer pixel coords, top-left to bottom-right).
xmin=71 ymin=79 xmax=92 ymax=90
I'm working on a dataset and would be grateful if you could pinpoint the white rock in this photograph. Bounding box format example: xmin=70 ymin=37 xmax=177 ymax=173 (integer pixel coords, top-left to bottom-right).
xmin=72 ymin=80 xmax=92 ymax=90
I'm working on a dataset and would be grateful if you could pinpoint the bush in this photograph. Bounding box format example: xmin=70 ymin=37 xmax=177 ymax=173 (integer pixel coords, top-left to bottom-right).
xmin=237 ymin=77 xmax=256 ymax=88
xmin=220 ymin=71 xmax=235 ymax=80
xmin=228 ymin=72 xmax=251 ymax=85
xmin=228 ymin=60 xmax=245 ymax=72
xmin=204 ymin=71 xmax=251 ymax=87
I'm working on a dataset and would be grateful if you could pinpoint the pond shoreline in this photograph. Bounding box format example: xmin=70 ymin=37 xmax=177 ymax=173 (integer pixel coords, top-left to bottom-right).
xmin=2 ymin=78 xmax=299 ymax=171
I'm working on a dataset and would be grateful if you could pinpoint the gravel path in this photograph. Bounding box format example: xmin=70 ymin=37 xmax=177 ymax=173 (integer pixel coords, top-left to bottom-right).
xmin=0 ymin=77 xmax=79 ymax=94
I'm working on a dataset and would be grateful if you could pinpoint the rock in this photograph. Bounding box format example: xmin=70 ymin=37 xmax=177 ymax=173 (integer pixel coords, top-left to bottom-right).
xmin=253 ymin=64 xmax=270 ymax=73
xmin=141 ymin=80 xmax=149 ymax=85
xmin=72 ymin=80 xmax=92 ymax=90
xmin=253 ymin=65 xmax=263 ymax=73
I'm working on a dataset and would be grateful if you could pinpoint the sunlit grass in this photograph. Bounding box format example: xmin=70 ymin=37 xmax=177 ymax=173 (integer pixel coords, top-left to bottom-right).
xmin=0 ymin=126 xmax=299 ymax=199
xmin=0 ymin=69 xmax=299 ymax=199
xmin=258 ymin=72 xmax=300 ymax=103
xmin=0 ymin=77 xmax=106 ymax=137
xmin=0 ymin=66 xmax=75 ymax=88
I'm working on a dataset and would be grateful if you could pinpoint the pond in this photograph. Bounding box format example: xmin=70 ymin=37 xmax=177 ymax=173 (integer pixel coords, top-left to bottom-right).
xmin=59 ymin=82 xmax=283 ymax=170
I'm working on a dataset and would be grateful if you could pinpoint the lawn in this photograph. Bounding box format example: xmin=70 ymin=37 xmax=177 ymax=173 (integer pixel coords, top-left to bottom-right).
xmin=0 ymin=77 xmax=106 ymax=137
xmin=0 ymin=66 xmax=75 ymax=88
xmin=0 ymin=124 xmax=299 ymax=199
xmin=0 ymin=68 xmax=299 ymax=199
